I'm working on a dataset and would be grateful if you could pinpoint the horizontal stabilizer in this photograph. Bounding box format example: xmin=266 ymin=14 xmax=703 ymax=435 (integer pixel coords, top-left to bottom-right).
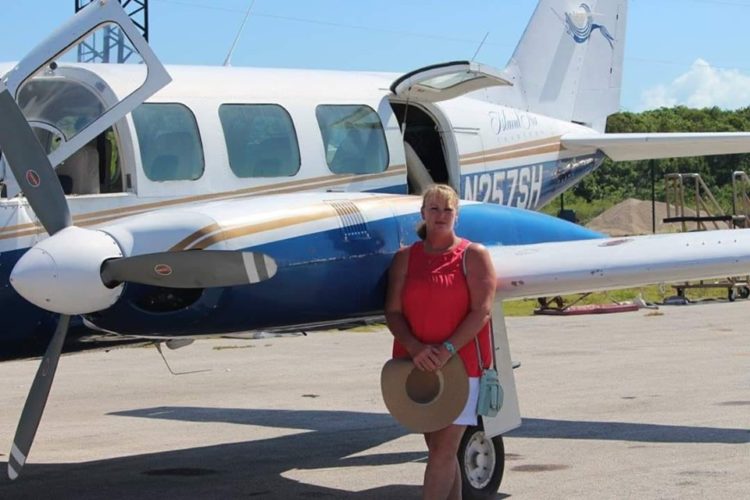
xmin=562 ymin=132 xmax=750 ymax=161
xmin=491 ymin=229 xmax=750 ymax=300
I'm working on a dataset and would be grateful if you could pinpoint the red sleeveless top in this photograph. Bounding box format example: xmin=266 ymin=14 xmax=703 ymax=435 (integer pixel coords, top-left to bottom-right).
xmin=392 ymin=238 xmax=491 ymax=377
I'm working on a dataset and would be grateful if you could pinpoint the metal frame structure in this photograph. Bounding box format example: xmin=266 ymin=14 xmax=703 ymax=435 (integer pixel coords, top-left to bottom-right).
xmin=75 ymin=0 xmax=148 ymax=63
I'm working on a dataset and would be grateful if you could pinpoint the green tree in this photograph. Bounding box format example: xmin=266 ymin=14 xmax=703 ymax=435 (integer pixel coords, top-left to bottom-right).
xmin=561 ymin=107 xmax=750 ymax=219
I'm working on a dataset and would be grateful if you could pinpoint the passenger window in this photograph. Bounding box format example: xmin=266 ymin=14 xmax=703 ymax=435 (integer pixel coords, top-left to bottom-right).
xmin=315 ymin=105 xmax=389 ymax=174
xmin=218 ymin=104 xmax=300 ymax=177
xmin=132 ymin=103 xmax=204 ymax=181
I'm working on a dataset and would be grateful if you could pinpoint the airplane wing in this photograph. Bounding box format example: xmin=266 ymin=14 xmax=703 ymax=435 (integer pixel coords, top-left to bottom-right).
xmin=491 ymin=228 xmax=750 ymax=299
xmin=561 ymin=132 xmax=750 ymax=161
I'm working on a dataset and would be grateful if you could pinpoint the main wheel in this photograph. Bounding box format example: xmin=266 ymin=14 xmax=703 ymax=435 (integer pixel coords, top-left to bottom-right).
xmin=458 ymin=425 xmax=505 ymax=499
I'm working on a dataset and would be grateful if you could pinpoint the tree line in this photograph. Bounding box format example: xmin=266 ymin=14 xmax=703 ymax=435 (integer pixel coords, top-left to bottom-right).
xmin=562 ymin=106 xmax=750 ymax=220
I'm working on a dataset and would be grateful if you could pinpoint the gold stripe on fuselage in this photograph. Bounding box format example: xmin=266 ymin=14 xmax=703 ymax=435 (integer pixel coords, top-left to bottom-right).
xmin=0 ymin=166 xmax=407 ymax=241
xmin=172 ymin=194 xmax=421 ymax=252
xmin=459 ymin=136 xmax=562 ymax=161
xmin=460 ymin=137 xmax=563 ymax=167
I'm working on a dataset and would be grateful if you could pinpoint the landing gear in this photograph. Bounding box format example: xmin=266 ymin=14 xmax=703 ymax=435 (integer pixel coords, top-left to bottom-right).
xmin=458 ymin=425 xmax=505 ymax=499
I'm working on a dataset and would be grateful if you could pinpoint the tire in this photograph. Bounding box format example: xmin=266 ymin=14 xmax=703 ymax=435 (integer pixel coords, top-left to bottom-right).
xmin=728 ymin=287 xmax=737 ymax=302
xmin=739 ymin=286 xmax=750 ymax=299
xmin=458 ymin=425 xmax=505 ymax=500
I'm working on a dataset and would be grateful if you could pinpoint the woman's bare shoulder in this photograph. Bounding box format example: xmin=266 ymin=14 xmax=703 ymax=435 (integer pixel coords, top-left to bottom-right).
xmin=465 ymin=242 xmax=489 ymax=257
xmin=464 ymin=242 xmax=494 ymax=274
xmin=394 ymin=245 xmax=412 ymax=259
xmin=390 ymin=245 xmax=412 ymax=270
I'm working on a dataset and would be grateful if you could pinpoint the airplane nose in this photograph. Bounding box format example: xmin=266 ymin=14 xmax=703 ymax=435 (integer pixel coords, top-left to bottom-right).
xmin=9 ymin=226 xmax=125 ymax=315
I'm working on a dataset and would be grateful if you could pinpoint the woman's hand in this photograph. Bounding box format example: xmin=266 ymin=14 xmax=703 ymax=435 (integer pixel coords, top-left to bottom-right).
xmin=410 ymin=344 xmax=441 ymax=372
xmin=410 ymin=343 xmax=453 ymax=372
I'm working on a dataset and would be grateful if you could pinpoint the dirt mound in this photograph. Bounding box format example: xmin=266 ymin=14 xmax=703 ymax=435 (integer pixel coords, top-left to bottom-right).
xmin=586 ymin=198 xmax=697 ymax=236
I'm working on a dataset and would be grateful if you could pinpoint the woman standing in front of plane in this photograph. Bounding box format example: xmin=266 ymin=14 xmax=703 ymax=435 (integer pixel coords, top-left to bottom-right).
xmin=385 ymin=185 xmax=496 ymax=500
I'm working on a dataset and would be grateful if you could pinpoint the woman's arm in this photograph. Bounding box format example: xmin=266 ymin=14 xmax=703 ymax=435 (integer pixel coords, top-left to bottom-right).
xmin=385 ymin=247 xmax=441 ymax=371
xmin=436 ymin=243 xmax=497 ymax=365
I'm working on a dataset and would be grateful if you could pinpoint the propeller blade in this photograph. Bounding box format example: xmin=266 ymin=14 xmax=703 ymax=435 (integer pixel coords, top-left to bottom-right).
xmin=7 ymin=314 xmax=70 ymax=480
xmin=100 ymin=250 xmax=278 ymax=288
xmin=0 ymin=87 xmax=71 ymax=235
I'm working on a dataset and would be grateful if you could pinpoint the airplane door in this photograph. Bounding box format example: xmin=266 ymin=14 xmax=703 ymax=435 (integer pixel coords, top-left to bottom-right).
xmin=390 ymin=61 xmax=507 ymax=194
xmin=390 ymin=61 xmax=511 ymax=103
xmin=453 ymin=128 xmax=485 ymax=199
xmin=1 ymin=0 xmax=170 ymax=169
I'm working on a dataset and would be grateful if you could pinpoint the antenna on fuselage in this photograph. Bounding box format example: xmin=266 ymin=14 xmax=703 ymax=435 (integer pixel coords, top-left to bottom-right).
xmin=223 ymin=0 xmax=257 ymax=67
xmin=471 ymin=31 xmax=490 ymax=62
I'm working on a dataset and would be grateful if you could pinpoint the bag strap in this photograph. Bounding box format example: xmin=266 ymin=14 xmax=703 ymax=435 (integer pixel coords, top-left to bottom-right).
xmin=474 ymin=322 xmax=496 ymax=370
xmin=463 ymin=243 xmax=496 ymax=371
xmin=474 ymin=335 xmax=485 ymax=370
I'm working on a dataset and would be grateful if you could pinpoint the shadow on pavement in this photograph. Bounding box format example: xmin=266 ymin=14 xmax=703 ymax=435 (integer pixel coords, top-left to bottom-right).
xmin=509 ymin=417 xmax=750 ymax=444
xmin=0 ymin=408 xmax=424 ymax=499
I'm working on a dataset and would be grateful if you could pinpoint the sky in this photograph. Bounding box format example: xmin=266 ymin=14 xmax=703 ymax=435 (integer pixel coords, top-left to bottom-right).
xmin=1 ymin=0 xmax=750 ymax=112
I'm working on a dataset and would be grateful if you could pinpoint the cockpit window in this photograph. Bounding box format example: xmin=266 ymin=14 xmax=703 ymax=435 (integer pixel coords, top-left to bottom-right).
xmin=17 ymin=80 xmax=105 ymax=143
xmin=315 ymin=105 xmax=389 ymax=175
xmin=219 ymin=104 xmax=301 ymax=178
xmin=132 ymin=103 xmax=205 ymax=181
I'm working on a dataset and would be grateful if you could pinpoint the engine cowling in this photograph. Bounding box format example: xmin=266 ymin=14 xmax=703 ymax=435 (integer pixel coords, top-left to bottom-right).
xmin=10 ymin=226 xmax=124 ymax=315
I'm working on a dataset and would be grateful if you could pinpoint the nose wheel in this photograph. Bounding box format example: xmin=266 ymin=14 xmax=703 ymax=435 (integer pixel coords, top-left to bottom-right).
xmin=458 ymin=425 xmax=505 ymax=499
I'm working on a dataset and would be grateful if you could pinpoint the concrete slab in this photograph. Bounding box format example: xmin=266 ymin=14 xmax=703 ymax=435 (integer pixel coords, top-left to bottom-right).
xmin=0 ymin=301 xmax=748 ymax=499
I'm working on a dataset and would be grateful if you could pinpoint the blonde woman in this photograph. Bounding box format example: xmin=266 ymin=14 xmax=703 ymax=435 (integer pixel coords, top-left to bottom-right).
xmin=386 ymin=184 xmax=496 ymax=499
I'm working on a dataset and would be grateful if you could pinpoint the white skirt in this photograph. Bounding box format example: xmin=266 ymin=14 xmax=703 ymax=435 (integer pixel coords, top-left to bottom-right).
xmin=453 ymin=377 xmax=479 ymax=426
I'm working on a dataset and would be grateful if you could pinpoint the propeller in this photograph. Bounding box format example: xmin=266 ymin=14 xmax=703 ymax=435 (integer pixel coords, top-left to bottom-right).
xmin=7 ymin=315 xmax=70 ymax=480
xmin=100 ymin=249 xmax=277 ymax=289
xmin=0 ymin=85 xmax=277 ymax=479
xmin=0 ymin=86 xmax=71 ymax=235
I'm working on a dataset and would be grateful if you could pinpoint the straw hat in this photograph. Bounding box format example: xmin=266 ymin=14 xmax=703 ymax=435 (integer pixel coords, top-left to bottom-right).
xmin=381 ymin=356 xmax=469 ymax=433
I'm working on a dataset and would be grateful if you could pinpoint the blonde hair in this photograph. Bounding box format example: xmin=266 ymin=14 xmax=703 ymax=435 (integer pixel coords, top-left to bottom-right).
xmin=416 ymin=184 xmax=460 ymax=240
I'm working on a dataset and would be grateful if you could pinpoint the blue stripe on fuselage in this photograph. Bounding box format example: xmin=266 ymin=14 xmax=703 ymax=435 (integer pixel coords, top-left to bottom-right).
xmin=86 ymin=204 xmax=602 ymax=337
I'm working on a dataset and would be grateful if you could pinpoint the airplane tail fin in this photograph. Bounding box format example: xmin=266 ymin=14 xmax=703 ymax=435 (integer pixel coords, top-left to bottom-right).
xmin=496 ymin=0 xmax=628 ymax=132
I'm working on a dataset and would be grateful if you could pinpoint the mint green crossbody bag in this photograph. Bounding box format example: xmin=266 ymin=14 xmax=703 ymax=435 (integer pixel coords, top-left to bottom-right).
xmin=474 ymin=326 xmax=503 ymax=417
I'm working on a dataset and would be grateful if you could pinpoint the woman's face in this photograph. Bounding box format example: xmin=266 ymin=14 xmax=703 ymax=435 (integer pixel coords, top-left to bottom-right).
xmin=421 ymin=193 xmax=458 ymax=236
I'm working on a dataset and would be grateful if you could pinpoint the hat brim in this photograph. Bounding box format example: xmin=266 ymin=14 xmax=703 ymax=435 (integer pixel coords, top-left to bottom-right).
xmin=381 ymin=356 xmax=469 ymax=433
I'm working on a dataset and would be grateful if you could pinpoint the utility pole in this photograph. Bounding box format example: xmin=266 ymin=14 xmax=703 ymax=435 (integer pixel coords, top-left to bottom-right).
xmin=75 ymin=0 xmax=149 ymax=63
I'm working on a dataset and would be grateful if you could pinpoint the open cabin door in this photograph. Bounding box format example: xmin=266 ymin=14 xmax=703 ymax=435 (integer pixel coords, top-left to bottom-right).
xmin=390 ymin=61 xmax=511 ymax=103
xmin=0 ymin=0 xmax=170 ymax=196
xmin=389 ymin=61 xmax=511 ymax=194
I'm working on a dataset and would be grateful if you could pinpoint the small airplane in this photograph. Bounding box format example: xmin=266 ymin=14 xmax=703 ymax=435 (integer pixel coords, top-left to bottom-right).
xmin=3 ymin=0 xmax=750 ymax=496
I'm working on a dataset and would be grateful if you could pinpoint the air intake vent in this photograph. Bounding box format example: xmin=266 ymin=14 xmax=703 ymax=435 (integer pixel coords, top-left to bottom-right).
xmin=327 ymin=200 xmax=371 ymax=241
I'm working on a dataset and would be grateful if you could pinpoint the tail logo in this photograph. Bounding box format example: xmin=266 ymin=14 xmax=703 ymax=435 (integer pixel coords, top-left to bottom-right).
xmin=564 ymin=3 xmax=615 ymax=48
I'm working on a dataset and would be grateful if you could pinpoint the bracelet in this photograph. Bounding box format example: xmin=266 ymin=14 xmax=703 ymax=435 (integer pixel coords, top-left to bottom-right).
xmin=443 ymin=341 xmax=457 ymax=356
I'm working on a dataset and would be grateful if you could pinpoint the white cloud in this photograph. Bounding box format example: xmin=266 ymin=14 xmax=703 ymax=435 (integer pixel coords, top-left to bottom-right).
xmin=638 ymin=59 xmax=750 ymax=111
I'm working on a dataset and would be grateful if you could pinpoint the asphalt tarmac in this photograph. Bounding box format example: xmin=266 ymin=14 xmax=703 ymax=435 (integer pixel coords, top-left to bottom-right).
xmin=0 ymin=300 xmax=748 ymax=499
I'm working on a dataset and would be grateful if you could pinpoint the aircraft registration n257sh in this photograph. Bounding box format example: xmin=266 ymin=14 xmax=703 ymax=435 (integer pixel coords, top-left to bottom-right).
xmin=2 ymin=0 xmax=750 ymax=496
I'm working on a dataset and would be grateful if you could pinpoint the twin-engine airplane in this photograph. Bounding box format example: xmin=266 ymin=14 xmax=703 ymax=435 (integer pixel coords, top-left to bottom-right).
xmin=3 ymin=0 xmax=750 ymax=495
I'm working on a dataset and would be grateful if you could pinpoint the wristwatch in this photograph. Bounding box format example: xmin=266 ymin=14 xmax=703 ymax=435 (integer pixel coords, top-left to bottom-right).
xmin=443 ymin=341 xmax=457 ymax=356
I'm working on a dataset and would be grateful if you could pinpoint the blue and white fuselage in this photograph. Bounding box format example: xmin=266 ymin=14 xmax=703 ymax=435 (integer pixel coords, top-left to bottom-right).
xmin=0 ymin=57 xmax=606 ymax=359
